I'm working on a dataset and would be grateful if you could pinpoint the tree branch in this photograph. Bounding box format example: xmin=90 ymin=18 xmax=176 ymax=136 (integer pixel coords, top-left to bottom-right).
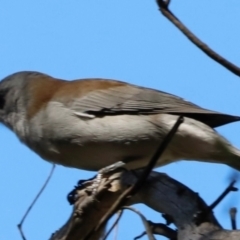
xmin=156 ymin=0 xmax=240 ymax=77
xmin=50 ymin=170 xmax=240 ymax=240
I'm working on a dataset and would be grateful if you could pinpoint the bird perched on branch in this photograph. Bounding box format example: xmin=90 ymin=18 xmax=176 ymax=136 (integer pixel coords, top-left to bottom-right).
xmin=0 ymin=71 xmax=240 ymax=171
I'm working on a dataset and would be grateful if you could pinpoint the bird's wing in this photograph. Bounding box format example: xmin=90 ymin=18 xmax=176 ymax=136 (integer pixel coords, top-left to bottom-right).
xmin=64 ymin=79 xmax=240 ymax=128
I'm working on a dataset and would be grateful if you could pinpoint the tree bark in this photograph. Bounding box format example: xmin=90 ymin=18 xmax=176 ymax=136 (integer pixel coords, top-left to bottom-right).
xmin=50 ymin=170 xmax=240 ymax=240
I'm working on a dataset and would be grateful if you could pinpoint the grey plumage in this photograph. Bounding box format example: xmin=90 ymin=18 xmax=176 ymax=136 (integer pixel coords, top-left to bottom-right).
xmin=0 ymin=71 xmax=240 ymax=172
xmin=67 ymin=79 xmax=240 ymax=127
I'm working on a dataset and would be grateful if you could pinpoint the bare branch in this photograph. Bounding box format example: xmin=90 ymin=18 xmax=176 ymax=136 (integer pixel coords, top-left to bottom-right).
xmin=122 ymin=206 xmax=155 ymax=240
xmin=102 ymin=210 xmax=123 ymax=240
xmin=50 ymin=170 xmax=240 ymax=240
xmin=209 ymin=181 xmax=238 ymax=210
xmin=230 ymin=208 xmax=237 ymax=230
xmin=18 ymin=164 xmax=55 ymax=240
xmin=134 ymin=222 xmax=177 ymax=240
xmin=156 ymin=0 xmax=240 ymax=77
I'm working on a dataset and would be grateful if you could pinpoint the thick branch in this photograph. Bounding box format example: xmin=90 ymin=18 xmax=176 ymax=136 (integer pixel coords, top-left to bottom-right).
xmin=50 ymin=170 xmax=240 ymax=240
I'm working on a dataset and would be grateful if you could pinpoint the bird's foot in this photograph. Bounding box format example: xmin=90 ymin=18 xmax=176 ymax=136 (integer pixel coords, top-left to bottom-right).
xmin=98 ymin=161 xmax=126 ymax=175
xmin=92 ymin=161 xmax=126 ymax=193
xmin=67 ymin=161 xmax=126 ymax=204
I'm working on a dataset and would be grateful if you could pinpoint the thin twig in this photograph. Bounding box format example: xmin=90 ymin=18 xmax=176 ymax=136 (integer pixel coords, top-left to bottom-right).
xmin=135 ymin=231 xmax=146 ymax=240
xmin=84 ymin=116 xmax=183 ymax=240
xmin=209 ymin=180 xmax=238 ymax=210
xmin=135 ymin=222 xmax=177 ymax=240
xmin=149 ymin=222 xmax=177 ymax=240
xmin=194 ymin=180 xmax=238 ymax=225
xmin=113 ymin=212 xmax=120 ymax=240
xmin=102 ymin=210 xmax=123 ymax=240
xmin=122 ymin=206 xmax=156 ymax=240
xmin=130 ymin=115 xmax=184 ymax=195
xmin=156 ymin=0 xmax=240 ymax=77
xmin=230 ymin=207 xmax=237 ymax=230
xmin=17 ymin=164 xmax=56 ymax=240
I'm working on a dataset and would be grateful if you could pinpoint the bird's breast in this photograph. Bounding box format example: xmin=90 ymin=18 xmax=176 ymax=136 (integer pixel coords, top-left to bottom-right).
xmin=26 ymin=108 xmax=174 ymax=170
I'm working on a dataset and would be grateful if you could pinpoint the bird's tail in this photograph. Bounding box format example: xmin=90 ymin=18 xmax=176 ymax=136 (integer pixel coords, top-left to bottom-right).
xmin=225 ymin=147 xmax=240 ymax=171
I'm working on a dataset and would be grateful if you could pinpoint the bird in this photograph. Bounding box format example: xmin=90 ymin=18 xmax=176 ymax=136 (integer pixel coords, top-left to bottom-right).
xmin=0 ymin=71 xmax=240 ymax=172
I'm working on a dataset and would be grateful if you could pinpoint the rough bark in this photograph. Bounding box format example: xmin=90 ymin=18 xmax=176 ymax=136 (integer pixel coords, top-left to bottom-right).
xmin=50 ymin=170 xmax=240 ymax=240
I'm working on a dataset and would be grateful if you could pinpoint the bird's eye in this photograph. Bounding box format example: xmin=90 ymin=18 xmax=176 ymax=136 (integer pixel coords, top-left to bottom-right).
xmin=0 ymin=92 xmax=5 ymax=109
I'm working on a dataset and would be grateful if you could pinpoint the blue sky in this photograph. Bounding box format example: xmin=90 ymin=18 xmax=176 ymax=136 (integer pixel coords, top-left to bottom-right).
xmin=1 ymin=1 xmax=240 ymax=239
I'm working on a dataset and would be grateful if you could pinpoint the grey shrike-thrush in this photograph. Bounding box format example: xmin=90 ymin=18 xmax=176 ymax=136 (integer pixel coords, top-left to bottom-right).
xmin=0 ymin=71 xmax=240 ymax=171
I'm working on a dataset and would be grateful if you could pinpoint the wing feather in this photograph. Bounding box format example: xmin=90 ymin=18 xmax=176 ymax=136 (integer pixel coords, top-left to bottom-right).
xmin=65 ymin=80 xmax=240 ymax=128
